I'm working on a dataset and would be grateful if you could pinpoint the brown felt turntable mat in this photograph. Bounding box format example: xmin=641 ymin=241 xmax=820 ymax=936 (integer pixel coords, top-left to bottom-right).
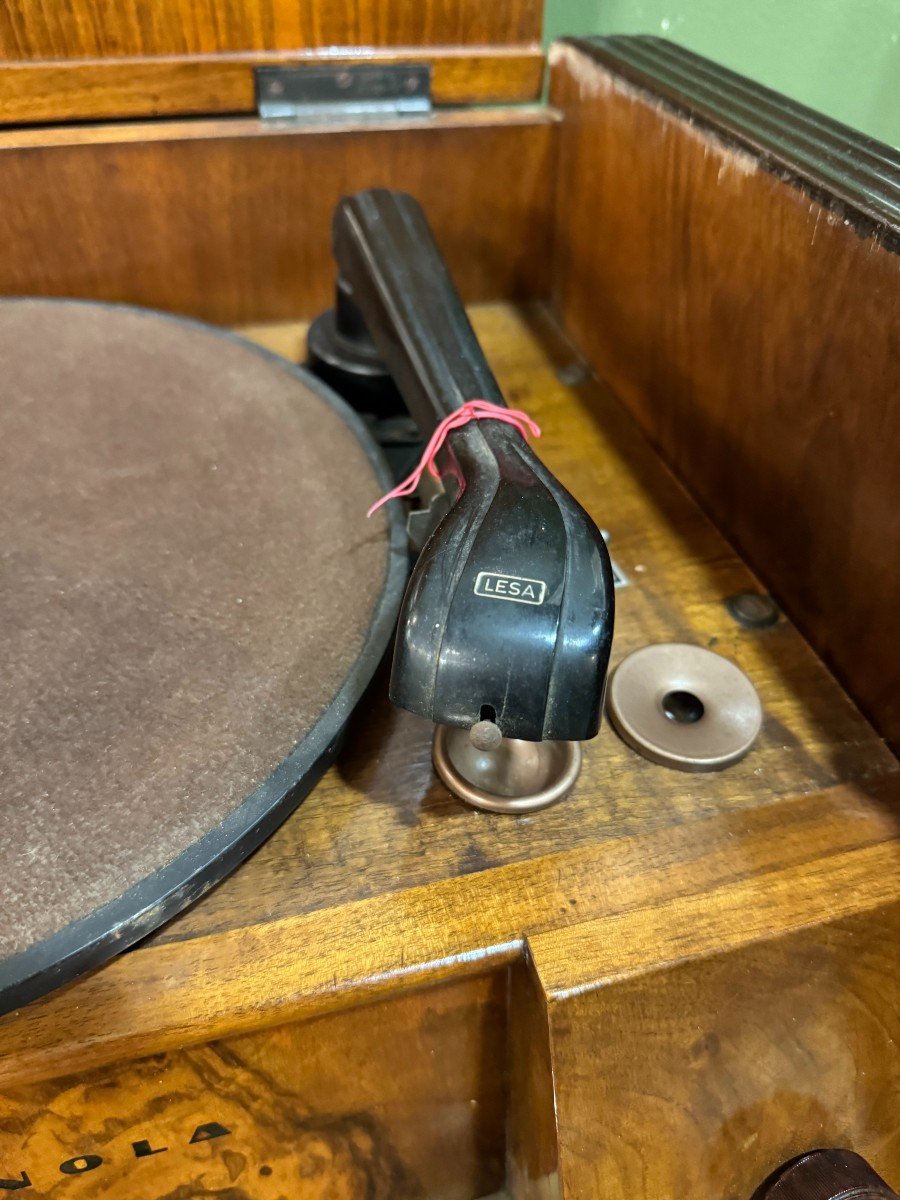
xmin=0 ymin=299 xmax=405 ymax=1010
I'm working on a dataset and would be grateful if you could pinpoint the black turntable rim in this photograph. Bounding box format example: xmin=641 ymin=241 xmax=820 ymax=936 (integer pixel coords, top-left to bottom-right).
xmin=0 ymin=298 xmax=409 ymax=1017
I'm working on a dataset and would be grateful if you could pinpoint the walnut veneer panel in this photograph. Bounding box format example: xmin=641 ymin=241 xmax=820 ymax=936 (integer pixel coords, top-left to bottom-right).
xmin=532 ymin=899 xmax=900 ymax=1199
xmin=0 ymin=0 xmax=542 ymax=58
xmin=549 ymin=38 xmax=900 ymax=750
xmin=0 ymin=48 xmax=545 ymax=123
xmin=0 ymin=974 xmax=507 ymax=1199
xmin=0 ymin=115 xmax=554 ymax=325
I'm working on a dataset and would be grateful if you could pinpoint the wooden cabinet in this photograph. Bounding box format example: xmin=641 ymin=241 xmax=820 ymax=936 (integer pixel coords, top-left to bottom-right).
xmin=0 ymin=24 xmax=897 ymax=1200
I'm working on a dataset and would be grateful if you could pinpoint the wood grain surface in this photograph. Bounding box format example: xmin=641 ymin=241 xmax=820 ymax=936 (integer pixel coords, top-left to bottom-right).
xmin=0 ymin=52 xmax=896 ymax=1189
xmin=538 ymin=900 xmax=900 ymax=1199
xmin=506 ymin=962 xmax=559 ymax=1199
xmin=0 ymin=306 xmax=895 ymax=1099
xmin=0 ymin=0 xmax=542 ymax=58
xmin=154 ymin=306 xmax=899 ymax=943
xmin=0 ymin=118 xmax=554 ymax=325
xmin=0 ymin=47 xmax=544 ymax=123
xmin=0 ymin=974 xmax=508 ymax=1199
xmin=549 ymin=39 xmax=900 ymax=752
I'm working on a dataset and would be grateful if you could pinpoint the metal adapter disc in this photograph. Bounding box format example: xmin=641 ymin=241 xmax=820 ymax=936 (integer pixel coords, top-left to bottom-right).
xmin=433 ymin=725 xmax=581 ymax=813
xmin=607 ymin=643 xmax=762 ymax=771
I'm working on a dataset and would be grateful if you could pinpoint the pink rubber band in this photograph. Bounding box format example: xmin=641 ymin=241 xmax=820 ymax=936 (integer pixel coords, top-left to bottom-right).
xmin=366 ymin=399 xmax=541 ymax=517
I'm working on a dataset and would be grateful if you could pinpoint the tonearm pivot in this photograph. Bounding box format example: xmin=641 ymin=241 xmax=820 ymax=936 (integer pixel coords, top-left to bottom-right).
xmin=311 ymin=189 xmax=616 ymax=811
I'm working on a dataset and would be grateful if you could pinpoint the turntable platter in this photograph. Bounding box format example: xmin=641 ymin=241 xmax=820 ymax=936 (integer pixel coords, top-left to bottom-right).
xmin=0 ymin=299 xmax=406 ymax=1013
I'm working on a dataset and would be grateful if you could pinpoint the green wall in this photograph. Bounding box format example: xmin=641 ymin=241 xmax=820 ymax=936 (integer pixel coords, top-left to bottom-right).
xmin=544 ymin=0 xmax=900 ymax=146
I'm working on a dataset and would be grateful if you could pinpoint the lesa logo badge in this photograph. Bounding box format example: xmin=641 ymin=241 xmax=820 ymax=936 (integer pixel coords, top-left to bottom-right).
xmin=473 ymin=571 xmax=547 ymax=606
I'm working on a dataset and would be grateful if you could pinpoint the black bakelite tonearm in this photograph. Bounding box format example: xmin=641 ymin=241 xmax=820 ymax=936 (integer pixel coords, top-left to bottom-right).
xmin=310 ymin=188 xmax=615 ymax=796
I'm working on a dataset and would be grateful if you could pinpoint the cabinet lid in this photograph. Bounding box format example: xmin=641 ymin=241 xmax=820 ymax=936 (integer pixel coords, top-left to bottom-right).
xmin=0 ymin=0 xmax=545 ymax=124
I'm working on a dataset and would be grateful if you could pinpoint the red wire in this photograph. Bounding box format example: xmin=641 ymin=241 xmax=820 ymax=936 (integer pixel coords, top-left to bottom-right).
xmin=367 ymin=399 xmax=542 ymax=518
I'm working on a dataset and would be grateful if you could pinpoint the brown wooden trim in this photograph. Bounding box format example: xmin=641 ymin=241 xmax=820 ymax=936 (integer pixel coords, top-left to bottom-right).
xmin=506 ymin=960 xmax=559 ymax=1198
xmin=0 ymin=0 xmax=543 ymax=59
xmin=0 ymin=103 xmax=555 ymax=149
xmin=0 ymin=782 xmax=895 ymax=1089
xmin=0 ymin=46 xmax=545 ymax=124
xmin=0 ymin=115 xmax=555 ymax=325
xmin=536 ymin=901 xmax=900 ymax=1199
xmin=549 ymin=38 xmax=900 ymax=749
xmin=528 ymin=840 xmax=900 ymax=996
xmin=565 ymin=36 xmax=899 ymax=240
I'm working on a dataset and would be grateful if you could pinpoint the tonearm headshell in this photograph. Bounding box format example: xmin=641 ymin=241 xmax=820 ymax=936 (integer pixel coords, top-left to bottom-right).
xmin=310 ymin=188 xmax=616 ymax=811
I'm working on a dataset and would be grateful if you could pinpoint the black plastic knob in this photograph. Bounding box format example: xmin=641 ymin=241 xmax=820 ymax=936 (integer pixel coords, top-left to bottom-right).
xmin=756 ymin=1150 xmax=897 ymax=1200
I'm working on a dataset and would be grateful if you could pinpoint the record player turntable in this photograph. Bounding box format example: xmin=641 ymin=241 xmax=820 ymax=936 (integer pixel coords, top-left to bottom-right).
xmin=0 ymin=21 xmax=897 ymax=1200
xmin=0 ymin=186 xmax=616 ymax=1014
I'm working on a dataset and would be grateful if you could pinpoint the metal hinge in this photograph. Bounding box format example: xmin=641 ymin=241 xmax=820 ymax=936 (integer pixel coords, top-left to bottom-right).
xmin=255 ymin=63 xmax=432 ymax=121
